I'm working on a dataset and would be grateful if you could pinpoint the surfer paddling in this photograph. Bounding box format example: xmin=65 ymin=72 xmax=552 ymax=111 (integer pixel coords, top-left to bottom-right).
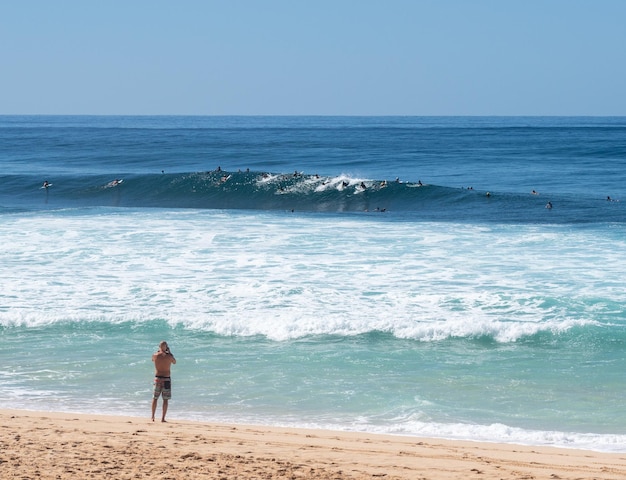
xmin=151 ymin=341 xmax=176 ymax=422
xmin=105 ymin=179 xmax=123 ymax=188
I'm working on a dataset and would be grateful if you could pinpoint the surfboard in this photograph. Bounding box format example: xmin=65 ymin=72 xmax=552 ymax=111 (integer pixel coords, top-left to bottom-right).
xmin=40 ymin=183 xmax=53 ymax=189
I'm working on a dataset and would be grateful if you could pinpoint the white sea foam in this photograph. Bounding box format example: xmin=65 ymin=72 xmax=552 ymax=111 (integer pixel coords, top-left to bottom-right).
xmin=357 ymin=421 xmax=626 ymax=453
xmin=1 ymin=209 xmax=623 ymax=341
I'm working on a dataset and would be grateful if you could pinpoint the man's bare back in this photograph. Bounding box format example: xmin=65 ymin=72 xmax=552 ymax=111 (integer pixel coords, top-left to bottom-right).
xmin=153 ymin=351 xmax=175 ymax=375
xmin=152 ymin=343 xmax=176 ymax=376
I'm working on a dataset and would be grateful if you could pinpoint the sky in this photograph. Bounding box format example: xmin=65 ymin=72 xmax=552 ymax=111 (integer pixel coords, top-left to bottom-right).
xmin=1 ymin=0 xmax=625 ymax=116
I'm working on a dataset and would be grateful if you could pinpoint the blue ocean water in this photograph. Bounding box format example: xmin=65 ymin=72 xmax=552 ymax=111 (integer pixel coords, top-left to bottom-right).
xmin=1 ymin=116 xmax=625 ymax=452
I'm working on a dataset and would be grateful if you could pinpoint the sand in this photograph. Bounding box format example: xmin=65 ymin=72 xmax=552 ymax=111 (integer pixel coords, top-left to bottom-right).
xmin=1 ymin=409 xmax=625 ymax=479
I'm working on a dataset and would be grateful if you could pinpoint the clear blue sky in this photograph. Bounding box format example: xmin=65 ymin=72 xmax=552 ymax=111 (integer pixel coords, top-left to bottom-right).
xmin=2 ymin=0 xmax=625 ymax=115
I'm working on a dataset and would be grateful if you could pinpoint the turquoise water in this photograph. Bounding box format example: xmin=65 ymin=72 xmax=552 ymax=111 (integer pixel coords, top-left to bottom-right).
xmin=2 ymin=116 xmax=626 ymax=451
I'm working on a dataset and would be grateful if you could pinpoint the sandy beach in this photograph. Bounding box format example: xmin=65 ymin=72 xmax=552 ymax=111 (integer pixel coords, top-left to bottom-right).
xmin=1 ymin=409 xmax=625 ymax=479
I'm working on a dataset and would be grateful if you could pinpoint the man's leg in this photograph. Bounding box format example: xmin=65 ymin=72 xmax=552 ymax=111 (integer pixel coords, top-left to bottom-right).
xmin=161 ymin=399 xmax=169 ymax=422
xmin=151 ymin=398 xmax=158 ymax=421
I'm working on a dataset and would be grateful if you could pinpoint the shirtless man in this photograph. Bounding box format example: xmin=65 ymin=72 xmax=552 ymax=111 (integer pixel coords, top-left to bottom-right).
xmin=151 ymin=341 xmax=176 ymax=422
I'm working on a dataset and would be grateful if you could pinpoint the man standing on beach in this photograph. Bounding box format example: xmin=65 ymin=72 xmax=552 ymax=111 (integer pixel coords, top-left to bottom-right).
xmin=151 ymin=341 xmax=176 ymax=422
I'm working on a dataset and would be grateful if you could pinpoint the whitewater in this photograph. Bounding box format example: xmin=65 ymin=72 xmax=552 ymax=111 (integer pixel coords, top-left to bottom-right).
xmin=1 ymin=116 xmax=625 ymax=452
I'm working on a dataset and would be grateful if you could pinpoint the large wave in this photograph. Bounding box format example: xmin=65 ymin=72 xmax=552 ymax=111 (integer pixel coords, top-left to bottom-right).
xmin=2 ymin=169 xmax=623 ymax=224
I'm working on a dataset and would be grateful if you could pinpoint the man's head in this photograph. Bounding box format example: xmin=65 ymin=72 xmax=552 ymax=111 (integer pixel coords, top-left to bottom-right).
xmin=159 ymin=341 xmax=169 ymax=352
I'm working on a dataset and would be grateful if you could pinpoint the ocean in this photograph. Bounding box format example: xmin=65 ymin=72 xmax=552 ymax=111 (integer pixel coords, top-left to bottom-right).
xmin=1 ymin=115 xmax=625 ymax=452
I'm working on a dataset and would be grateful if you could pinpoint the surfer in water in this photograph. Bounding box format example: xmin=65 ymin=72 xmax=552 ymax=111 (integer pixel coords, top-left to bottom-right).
xmin=105 ymin=179 xmax=122 ymax=188
xmin=42 ymin=180 xmax=51 ymax=188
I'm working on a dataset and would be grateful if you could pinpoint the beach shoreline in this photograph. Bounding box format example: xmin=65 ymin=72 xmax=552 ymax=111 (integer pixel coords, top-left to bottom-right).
xmin=2 ymin=409 xmax=625 ymax=479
